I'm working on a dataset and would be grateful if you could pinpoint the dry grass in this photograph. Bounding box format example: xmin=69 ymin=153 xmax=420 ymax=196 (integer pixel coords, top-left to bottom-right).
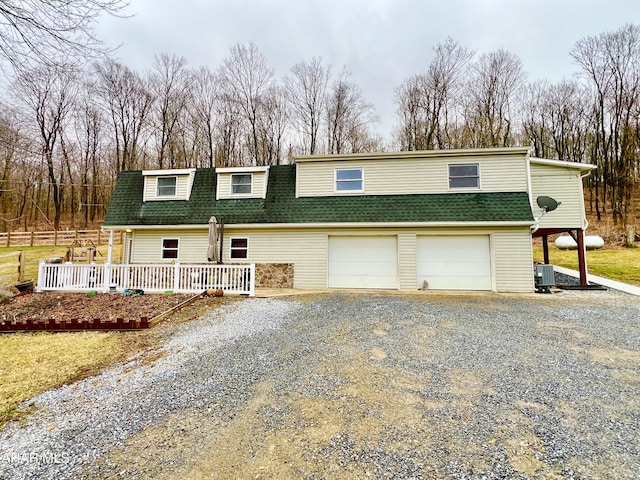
xmin=0 ymin=295 xmax=228 ymax=429
xmin=533 ymin=245 xmax=640 ymax=286
xmin=0 ymin=244 xmax=122 ymax=289
xmin=0 ymin=332 xmax=124 ymax=426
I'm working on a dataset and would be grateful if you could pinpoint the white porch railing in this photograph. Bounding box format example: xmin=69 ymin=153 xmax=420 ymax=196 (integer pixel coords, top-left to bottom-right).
xmin=36 ymin=262 xmax=255 ymax=296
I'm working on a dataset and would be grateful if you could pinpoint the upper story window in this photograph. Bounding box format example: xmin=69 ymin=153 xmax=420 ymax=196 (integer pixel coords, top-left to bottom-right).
xmin=449 ymin=164 xmax=480 ymax=189
xmin=157 ymin=176 xmax=177 ymax=197
xmin=231 ymin=174 xmax=252 ymax=195
xmin=335 ymin=168 xmax=363 ymax=192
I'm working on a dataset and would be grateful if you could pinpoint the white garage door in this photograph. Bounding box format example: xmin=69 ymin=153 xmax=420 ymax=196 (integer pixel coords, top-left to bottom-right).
xmin=328 ymin=236 xmax=398 ymax=289
xmin=417 ymin=236 xmax=492 ymax=290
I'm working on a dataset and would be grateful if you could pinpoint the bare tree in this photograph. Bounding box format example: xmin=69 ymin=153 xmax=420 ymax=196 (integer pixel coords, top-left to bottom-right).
xmin=191 ymin=66 xmax=219 ymax=167
xmin=214 ymin=91 xmax=244 ymax=167
xmin=572 ymin=23 xmax=640 ymax=240
xmin=520 ymin=80 xmax=552 ymax=158
xmin=257 ymin=86 xmax=288 ymax=165
xmin=0 ymin=0 xmax=128 ymax=72
xmin=284 ymin=57 xmax=330 ymax=154
xmin=394 ymin=38 xmax=473 ymax=151
xmin=71 ymin=91 xmax=106 ymax=227
xmin=14 ymin=64 xmax=77 ymax=229
xmin=95 ymin=60 xmax=153 ymax=171
xmin=149 ymin=53 xmax=191 ymax=169
xmin=464 ymin=49 xmax=526 ymax=147
xmin=218 ymin=42 xmax=275 ymax=165
xmin=326 ymin=69 xmax=377 ymax=154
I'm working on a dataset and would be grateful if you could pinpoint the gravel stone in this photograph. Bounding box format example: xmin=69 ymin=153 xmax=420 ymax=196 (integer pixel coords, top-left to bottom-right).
xmin=0 ymin=290 xmax=638 ymax=479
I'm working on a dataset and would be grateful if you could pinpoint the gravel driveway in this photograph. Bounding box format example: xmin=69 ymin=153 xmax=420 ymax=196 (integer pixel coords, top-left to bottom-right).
xmin=0 ymin=291 xmax=639 ymax=479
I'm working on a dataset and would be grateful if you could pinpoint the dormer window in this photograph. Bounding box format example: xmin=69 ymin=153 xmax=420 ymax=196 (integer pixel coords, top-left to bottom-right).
xmin=157 ymin=176 xmax=177 ymax=197
xmin=449 ymin=164 xmax=480 ymax=189
xmin=335 ymin=168 xmax=363 ymax=192
xmin=231 ymin=174 xmax=252 ymax=195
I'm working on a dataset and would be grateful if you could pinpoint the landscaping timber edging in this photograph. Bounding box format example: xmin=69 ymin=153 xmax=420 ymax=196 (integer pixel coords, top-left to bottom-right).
xmin=0 ymin=317 xmax=149 ymax=333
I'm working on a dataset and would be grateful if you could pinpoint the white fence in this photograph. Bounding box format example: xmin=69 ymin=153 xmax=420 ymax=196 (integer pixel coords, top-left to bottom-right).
xmin=36 ymin=262 xmax=255 ymax=296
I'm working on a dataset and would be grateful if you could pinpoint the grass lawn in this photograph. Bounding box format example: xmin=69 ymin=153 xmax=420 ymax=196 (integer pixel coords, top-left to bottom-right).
xmin=533 ymin=245 xmax=640 ymax=286
xmin=0 ymin=332 xmax=125 ymax=427
xmin=0 ymin=244 xmax=121 ymax=290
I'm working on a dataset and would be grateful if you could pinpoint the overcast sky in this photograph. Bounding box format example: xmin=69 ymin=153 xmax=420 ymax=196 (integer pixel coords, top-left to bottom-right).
xmin=96 ymin=0 xmax=640 ymax=140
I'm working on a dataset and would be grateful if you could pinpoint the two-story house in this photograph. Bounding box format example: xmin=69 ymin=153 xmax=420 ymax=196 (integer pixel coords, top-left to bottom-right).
xmin=102 ymin=147 xmax=595 ymax=293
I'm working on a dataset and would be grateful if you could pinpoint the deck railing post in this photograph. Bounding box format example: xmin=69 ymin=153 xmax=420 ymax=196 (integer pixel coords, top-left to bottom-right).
xmin=173 ymin=262 xmax=180 ymax=292
xmin=103 ymin=262 xmax=111 ymax=293
xmin=36 ymin=260 xmax=45 ymax=292
xmin=249 ymin=263 xmax=255 ymax=297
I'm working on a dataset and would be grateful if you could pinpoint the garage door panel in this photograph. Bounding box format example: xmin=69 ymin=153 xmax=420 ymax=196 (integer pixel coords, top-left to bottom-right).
xmin=328 ymin=236 xmax=398 ymax=289
xmin=417 ymin=236 xmax=492 ymax=290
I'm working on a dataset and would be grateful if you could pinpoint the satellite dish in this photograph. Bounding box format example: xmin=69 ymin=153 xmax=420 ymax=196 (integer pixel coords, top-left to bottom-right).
xmin=537 ymin=196 xmax=561 ymax=213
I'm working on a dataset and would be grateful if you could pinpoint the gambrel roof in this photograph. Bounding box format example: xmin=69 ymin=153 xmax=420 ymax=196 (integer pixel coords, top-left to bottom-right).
xmin=103 ymin=165 xmax=534 ymax=227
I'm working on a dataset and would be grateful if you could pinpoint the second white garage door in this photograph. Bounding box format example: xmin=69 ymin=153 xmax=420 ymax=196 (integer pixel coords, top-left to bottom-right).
xmin=328 ymin=236 xmax=398 ymax=289
xmin=417 ymin=235 xmax=492 ymax=290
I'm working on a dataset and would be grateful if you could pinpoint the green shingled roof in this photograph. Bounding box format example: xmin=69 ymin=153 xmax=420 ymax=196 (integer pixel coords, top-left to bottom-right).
xmin=103 ymin=165 xmax=534 ymax=226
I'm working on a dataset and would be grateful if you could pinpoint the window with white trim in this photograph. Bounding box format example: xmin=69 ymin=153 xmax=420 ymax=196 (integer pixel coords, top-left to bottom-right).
xmin=449 ymin=164 xmax=480 ymax=189
xmin=157 ymin=176 xmax=177 ymax=196
xmin=335 ymin=168 xmax=363 ymax=192
xmin=162 ymin=238 xmax=179 ymax=259
xmin=230 ymin=238 xmax=248 ymax=259
xmin=231 ymin=174 xmax=252 ymax=195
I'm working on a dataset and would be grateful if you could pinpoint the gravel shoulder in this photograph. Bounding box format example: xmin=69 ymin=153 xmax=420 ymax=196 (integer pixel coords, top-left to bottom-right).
xmin=1 ymin=290 xmax=639 ymax=479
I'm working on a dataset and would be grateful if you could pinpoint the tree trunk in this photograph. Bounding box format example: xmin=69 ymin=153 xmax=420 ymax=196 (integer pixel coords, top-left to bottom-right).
xmin=626 ymin=224 xmax=636 ymax=248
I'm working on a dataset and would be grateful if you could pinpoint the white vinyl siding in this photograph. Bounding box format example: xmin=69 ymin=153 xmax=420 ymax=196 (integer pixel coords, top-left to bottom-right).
xmin=143 ymin=172 xmax=195 ymax=201
xmin=296 ymin=153 xmax=528 ymax=197
xmin=328 ymin=236 xmax=398 ymax=289
xmin=493 ymin=231 xmax=534 ymax=292
xmin=129 ymin=226 xmax=534 ymax=292
xmin=132 ymin=230 xmax=209 ymax=264
xmin=397 ymin=233 xmax=417 ymax=290
xmin=217 ymin=171 xmax=268 ymax=199
xmin=417 ymin=235 xmax=492 ymax=290
xmin=530 ymin=163 xmax=587 ymax=229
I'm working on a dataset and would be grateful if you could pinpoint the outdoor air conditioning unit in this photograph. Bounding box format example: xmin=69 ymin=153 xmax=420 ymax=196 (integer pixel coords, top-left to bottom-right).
xmin=534 ymin=264 xmax=554 ymax=293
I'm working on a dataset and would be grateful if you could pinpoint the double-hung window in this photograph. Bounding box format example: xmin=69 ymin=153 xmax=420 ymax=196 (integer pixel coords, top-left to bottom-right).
xmin=230 ymin=238 xmax=248 ymax=259
xmin=335 ymin=168 xmax=363 ymax=192
xmin=162 ymin=238 xmax=179 ymax=259
xmin=231 ymin=174 xmax=252 ymax=195
xmin=449 ymin=164 xmax=480 ymax=189
xmin=157 ymin=176 xmax=177 ymax=197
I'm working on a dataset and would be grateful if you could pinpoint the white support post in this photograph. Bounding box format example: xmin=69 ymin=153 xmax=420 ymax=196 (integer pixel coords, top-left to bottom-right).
xmin=173 ymin=262 xmax=180 ymax=292
xmin=103 ymin=262 xmax=111 ymax=293
xmin=36 ymin=260 xmax=45 ymax=292
xmin=249 ymin=263 xmax=255 ymax=297
xmin=106 ymin=230 xmax=114 ymax=264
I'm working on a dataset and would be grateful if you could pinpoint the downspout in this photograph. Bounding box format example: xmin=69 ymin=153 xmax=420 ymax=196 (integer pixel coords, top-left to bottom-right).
xmin=579 ymin=169 xmax=592 ymax=231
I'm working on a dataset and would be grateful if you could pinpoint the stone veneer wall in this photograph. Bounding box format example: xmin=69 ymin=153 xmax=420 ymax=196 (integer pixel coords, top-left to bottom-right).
xmin=255 ymin=263 xmax=294 ymax=288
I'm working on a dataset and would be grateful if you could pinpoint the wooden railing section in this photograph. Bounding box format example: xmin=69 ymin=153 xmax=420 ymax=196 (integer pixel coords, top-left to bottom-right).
xmin=36 ymin=262 xmax=255 ymax=296
xmin=0 ymin=230 xmax=122 ymax=247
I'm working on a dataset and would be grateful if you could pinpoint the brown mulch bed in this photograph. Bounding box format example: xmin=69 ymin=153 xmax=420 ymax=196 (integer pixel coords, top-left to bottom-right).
xmin=0 ymin=292 xmax=194 ymax=323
